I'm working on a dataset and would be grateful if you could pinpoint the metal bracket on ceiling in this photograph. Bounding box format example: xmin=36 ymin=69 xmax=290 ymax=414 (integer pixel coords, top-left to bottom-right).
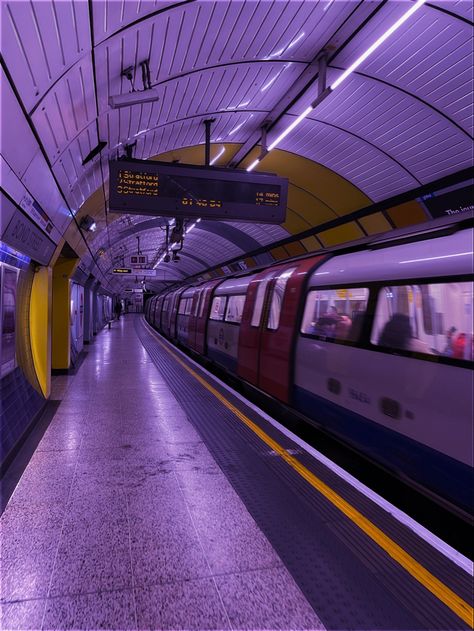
xmin=140 ymin=60 xmax=152 ymax=91
xmin=204 ymin=118 xmax=216 ymax=166
xmin=317 ymin=50 xmax=328 ymax=96
xmin=259 ymin=122 xmax=270 ymax=162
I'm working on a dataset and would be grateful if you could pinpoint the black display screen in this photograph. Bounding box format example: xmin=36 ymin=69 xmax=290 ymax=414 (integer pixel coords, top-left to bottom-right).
xmin=108 ymin=159 xmax=287 ymax=223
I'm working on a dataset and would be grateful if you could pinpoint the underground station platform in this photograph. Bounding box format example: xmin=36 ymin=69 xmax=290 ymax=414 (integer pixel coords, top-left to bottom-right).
xmin=1 ymin=315 xmax=472 ymax=631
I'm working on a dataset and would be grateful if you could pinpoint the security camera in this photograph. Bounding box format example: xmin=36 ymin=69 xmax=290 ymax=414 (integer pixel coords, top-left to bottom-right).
xmin=164 ymin=253 xmax=170 ymax=263
xmin=172 ymin=251 xmax=180 ymax=262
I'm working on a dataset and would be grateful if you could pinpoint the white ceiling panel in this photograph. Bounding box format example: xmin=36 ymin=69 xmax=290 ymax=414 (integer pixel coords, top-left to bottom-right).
xmin=345 ymin=10 xmax=474 ymax=135
xmin=275 ymin=116 xmax=418 ymax=201
xmin=31 ymin=57 xmax=97 ymax=163
xmin=1 ymin=0 xmax=91 ymax=112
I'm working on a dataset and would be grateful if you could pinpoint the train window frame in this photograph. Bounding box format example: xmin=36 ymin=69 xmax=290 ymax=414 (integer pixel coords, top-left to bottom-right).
xmin=299 ymin=275 xmax=473 ymax=368
xmin=299 ymin=285 xmax=370 ymax=344
xmin=371 ymin=278 xmax=473 ymax=363
xmin=224 ymin=294 xmax=246 ymax=325
xmin=209 ymin=295 xmax=227 ymax=321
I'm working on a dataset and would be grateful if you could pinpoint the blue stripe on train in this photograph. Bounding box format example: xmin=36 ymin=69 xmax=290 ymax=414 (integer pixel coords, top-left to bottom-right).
xmin=207 ymin=347 xmax=238 ymax=374
xmin=293 ymin=386 xmax=473 ymax=514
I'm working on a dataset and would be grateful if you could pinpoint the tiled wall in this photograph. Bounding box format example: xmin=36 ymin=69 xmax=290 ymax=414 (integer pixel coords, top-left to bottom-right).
xmin=0 ymin=366 xmax=45 ymax=469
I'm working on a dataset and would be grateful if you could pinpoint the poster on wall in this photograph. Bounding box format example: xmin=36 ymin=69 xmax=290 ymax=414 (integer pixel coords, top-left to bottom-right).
xmin=1 ymin=266 xmax=18 ymax=377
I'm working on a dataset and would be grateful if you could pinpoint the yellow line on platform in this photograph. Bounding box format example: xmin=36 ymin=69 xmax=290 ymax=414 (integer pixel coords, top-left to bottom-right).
xmin=143 ymin=320 xmax=474 ymax=628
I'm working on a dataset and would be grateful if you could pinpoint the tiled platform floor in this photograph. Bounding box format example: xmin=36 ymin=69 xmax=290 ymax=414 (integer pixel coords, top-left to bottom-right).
xmin=1 ymin=316 xmax=325 ymax=630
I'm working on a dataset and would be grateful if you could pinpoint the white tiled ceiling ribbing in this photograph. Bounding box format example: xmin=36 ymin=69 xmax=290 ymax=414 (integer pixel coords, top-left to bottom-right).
xmin=1 ymin=0 xmax=472 ymax=291
xmin=275 ymin=116 xmax=419 ymax=201
xmin=1 ymin=0 xmax=91 ymax=112
xmin=429 ymin=1 xmax=473 ymax=22
xmin=332 ymin=5 xmax=474 ymax=136
xmin=226 ymin=222 xmax=290 ymax=245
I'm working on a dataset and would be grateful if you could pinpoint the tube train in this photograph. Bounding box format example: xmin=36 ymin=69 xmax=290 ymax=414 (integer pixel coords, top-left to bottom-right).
xmin=145 ymin=219 xmax=473 ymax=515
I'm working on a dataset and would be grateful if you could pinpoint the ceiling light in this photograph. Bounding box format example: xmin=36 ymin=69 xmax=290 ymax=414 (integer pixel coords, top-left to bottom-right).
xmin=247 ymin=0 xmax=426 ymax=172
xmin=79 ymin=215 xmax=97 ymax=232
xmin=109 ymin=89 xmax=160 ymax=109
xmin=210 ymin=147 xmax=225 ymax=165
xmin=330 ymin=0 xmax=426 ymax=90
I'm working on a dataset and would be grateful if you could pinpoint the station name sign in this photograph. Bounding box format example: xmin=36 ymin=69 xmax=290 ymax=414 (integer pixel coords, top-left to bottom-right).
xmin=113 ymin=268 xmax=132 ymax=274
xmin=108 ymin=159 xmax=288 ymax=223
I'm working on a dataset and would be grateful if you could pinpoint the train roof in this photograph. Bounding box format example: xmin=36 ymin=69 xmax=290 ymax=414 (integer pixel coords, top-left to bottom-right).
xmin=307 ymin=227 xmax=473 ymax=286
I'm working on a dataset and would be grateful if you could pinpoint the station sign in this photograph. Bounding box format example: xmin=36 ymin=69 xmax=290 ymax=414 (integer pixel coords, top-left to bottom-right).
xmin=132 ymin=268 xmax=156 ymax=277
xmin=422 ymin=185 xmax=473 ymax=219
xmin=113 ymin=268 xmax=132 ymax=274
xmin=108 ymin=159 xmax=288 ymax=224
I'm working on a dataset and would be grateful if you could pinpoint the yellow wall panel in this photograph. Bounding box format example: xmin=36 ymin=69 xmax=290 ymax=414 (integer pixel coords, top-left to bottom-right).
xmin=29 ymin=267 xmax=52 ymax=397
xmin=288 ymin=185 xmax=336 ymax=228
xmin=257 ymin=150 xmax=372 ymax=215
xmin=285 ymin=241 xmax=306 ymax=257
xmin=283 ymin=209 xmax=314 ymax=235
xmin=387 ymin=201 xmax=426 ymax=228
xmin=319 ymin=222 xmax=364 ymax=247
xmin=270 ymin=247 xmax=289 ymax=261
xmin=301 ymin=237 xmax=322 ymax=252
xmin=359 ymin=212 xmax=392 ymax=236
xmin=244 ymin=257 xmax=256 ymax=268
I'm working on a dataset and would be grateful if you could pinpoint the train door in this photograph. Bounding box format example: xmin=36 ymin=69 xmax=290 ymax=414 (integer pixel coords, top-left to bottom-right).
xmin=195 ymin=280 xmax=223 ymax=354
xmin=188 ymin=287 xmax=203 ymax=351
xmin=238 ymin=257 xmax=325 ymax=403
xmin=169 ymin=288 xmax=186 ymax=340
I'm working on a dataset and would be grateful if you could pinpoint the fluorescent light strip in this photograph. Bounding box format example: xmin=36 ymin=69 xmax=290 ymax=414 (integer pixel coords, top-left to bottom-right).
xmin=246 ymin=158 xmax=260 ymax=172
xmin=268 ymin=105 xmax=313 ymax=152
xmin=399 ymin=252 xmax=472 ymax=264
xmin=210 ymin=147 xmax=225 ymax=165
xmin=331 ymin=0 xmax=427 ymax=90
xmin=250 ymin=0 xmax=426 ymax=171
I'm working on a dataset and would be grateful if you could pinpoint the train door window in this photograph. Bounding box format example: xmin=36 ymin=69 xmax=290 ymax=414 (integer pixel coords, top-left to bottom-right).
xmin=251 ymin=271 xmax=274 ymax=327
xmin=199 ymin=288 xmax=210 ymax=317
xmin=301 ymin=287 xmax=369 ymax=342
xmin=178 ymin=298 xmax=187 ymax=315
xmin=372 ymin=281 xmax=473 ymax=360
xmin=267 ymin=268 xmax=297 ymax=330
xmin=210 ymin=295 xmax=226 ymax=321
xmin=185 ymin=298 xmax=193 ymax=315
xmin=225 ymin=295 xmax=246 ymax=324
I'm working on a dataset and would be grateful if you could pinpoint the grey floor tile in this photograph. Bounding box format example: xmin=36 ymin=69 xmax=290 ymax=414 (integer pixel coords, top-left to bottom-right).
xmin=135 ymin=578 xmax=230 ymax=630
xmin=130 ymin=531 xmax=211 ymax=587
xmin=1 ymin=550 xmax=58 ymax=601
xmin=0 ymin=598 xmax=46 ymax=630
xmin=215 ymin=567 xmax=325 ymax=630
xmin=42 ymin=589 xmax=136 ymax=630
xmin=49 ymin=540 xmax=133 ymax=597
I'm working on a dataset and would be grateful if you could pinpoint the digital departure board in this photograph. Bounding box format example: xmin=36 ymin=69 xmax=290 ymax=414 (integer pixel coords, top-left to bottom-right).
xmin=108 ymin=159 xmax=288 ymax=223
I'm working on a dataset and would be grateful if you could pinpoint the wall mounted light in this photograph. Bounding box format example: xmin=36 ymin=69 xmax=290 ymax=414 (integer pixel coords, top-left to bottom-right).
xmin=79 ymin=215 xmax=97 ymax=232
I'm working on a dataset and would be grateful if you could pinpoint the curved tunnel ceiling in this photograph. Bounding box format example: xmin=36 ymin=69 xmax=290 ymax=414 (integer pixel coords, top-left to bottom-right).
xmin=1 ymin=0 xmax=472 ymax=293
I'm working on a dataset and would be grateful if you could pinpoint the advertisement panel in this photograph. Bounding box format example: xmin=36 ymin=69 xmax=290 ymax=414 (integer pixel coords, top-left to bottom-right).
xmin=1 ymin=265 xmax=18 ymax=377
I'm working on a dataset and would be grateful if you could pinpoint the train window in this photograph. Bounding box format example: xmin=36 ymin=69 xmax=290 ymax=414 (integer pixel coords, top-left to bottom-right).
xmin=178 ymin=298 xmax=187 ymax=315
xmin=185 ymin=298 xmax=193 ymax=315
xmin=267 ymin=268 xmax=296 ymax=330
xmin=225 ymin=295 xmax=246 ymax=324
xmin=210 ymin=295 xmax=226 ymax=321
xmin=301 ymin=287 xmax=369 ymax=342
xmin=251 ymin=271 xmax=274 ymax=327
xmin=371 ymin=282 xmax=473 ymax=360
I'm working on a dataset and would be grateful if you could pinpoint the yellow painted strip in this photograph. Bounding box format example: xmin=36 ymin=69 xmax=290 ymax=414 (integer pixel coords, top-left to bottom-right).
xmin=144 ymin=321 xmax=473 ymax=628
